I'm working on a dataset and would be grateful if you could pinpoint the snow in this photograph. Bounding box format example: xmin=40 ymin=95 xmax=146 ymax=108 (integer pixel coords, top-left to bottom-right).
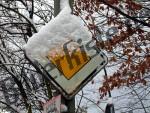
xmin=24 ymin=0 xmax=92 ymax=62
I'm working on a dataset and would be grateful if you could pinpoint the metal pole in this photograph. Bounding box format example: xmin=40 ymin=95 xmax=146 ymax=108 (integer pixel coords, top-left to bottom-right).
xmin=54 ymin=0 xmax=75 ymax=113
xmin=61 ymin=97 xmax=75 ymax=113
xmin=54 ymin=0 xmax=60 ymax=17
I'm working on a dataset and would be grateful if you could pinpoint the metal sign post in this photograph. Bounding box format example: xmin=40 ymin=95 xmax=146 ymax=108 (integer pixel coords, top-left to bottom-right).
xmin=25 ymin=40 xmax=108 ymax=113
xmin=105 ymin=104 xmax=115 ymax=113
xmin=25 ymin=1 xmax=108 ymax=113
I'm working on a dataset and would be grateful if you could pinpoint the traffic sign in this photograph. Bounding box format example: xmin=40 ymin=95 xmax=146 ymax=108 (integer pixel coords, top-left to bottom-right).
xmin=26 ymin=40 xmax=108 ymax=99
xmin=43 ymin=95 xmax=61 ymax=113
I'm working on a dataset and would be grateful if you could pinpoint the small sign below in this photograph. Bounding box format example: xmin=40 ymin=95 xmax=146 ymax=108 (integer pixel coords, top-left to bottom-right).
xmin=43 ymin=95 xmax=61 ymax=113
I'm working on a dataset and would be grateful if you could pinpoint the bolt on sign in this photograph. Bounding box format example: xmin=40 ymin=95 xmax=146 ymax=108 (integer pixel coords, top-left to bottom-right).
xmin=43 ymin=95 xmax=61 ymax=113
xmin=26 ymin=39 xmax=108 ymax=99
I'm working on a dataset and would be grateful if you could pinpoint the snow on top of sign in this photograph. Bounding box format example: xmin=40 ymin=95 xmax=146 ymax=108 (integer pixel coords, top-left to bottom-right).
xmin=24 ymin=0 xmax=92 ymax=62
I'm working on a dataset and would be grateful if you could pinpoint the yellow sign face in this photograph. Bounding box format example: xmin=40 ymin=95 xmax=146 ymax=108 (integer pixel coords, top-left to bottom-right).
xmin=47 ymin=49 xmax=90 ymax=80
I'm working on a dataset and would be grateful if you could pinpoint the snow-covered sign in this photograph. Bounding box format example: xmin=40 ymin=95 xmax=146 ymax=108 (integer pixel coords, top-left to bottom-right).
xmin=43 ymin=95 xmax=61 ymax=113
xmin=24 ymin=0 xmax=108 ymax=99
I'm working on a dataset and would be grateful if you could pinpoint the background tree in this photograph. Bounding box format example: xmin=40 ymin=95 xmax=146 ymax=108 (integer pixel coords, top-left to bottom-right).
xmin=74 ymin=0 xmax=150 ymax=112
xmin=0 ymin=0 xmax=53 ymax=112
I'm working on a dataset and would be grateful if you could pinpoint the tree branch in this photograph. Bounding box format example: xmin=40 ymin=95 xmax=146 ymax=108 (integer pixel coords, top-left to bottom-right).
xmin=101 ymin=0 xmax=150 ymax=27
xmin=0 ymin=3 xmax=37 ymax=33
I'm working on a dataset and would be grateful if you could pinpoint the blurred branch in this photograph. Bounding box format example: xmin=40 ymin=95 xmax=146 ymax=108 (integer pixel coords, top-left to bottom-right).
xmin=101 ymin=0 xmax=150 ymax=27
xmin=0 ymin=3 xmax=37 ymax=33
